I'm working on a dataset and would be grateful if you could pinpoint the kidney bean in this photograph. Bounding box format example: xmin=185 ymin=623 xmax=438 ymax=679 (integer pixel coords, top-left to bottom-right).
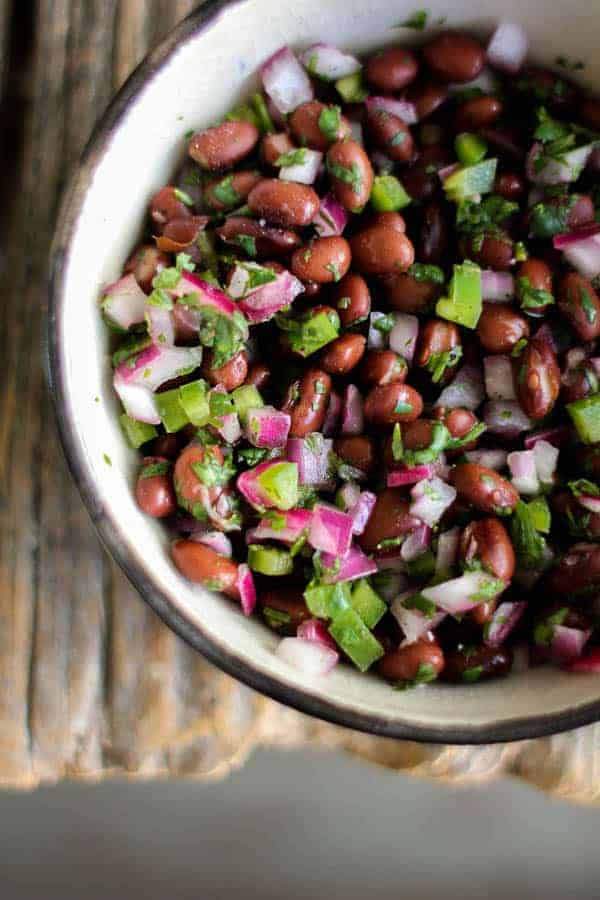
xmin=406 ymin=81 xmax=448 ymax=120
xmin=515 ymin=67 xmax=578 ymax=109
xmin=202 ymin=349 xmax=248 ymax=391
xmin=333 ymin=435 xmax=376 ymax=474
xmin=401 ymin=418 xmax=436 ymax=451
xmin=423 ymin=32 xmax=486 ymax=83
xmin=580 ymin=97 xmax=600 ymax=130
xmin=515 ymin=338 xmax=560 ymax=420
xmin=382 ymin=272 xmax=441 ymax=314
xmin=174 ymin=444 xmax=223 ymax=509
xmin=350 ymin=225 xmax=415 ymax=275
xmin=364 ymin=382 xmax=423 ymax=426
xmin=455 ymin=95 xmax=503 ymax=131
xmin=416 ymin=319 xmax=461 ymax=368
xmin=365 ymin=47 xmax=419 ymax=92
xmin=216 ymin=216 xmax=301 ymax=258
xmin=450 ymin=463 xmax=519 ymax=515
xmin=283 ymin=368 xmax=332 ymax=437
xmin=289 ymin=100 xmax=350 ymax=151
xmin=537 ymin=602 xmax=592 ymax=637
xmin=327 ymin=139 xmax=374 ymax=212
xmin=480 ymin=126 xmax=525 ymax=161
xmin=135 ymin=457 xmax=176 ymax=518
xmin=204 ymin=170 xmax=262 ymax=211
xmin=148 ymin=433 xmax=182 ymax=460
xmin=172 ymin=539 xmax=239 ymax=597
xmin=291 ymin=236 xmax=351 ymax=284
xmin=441 ymin=408 xmax=480 ymax=451
xmin=559 ymin=273 xmax=600 ymax=341
xmin=460 ymin=517 xmax=515 ymax=582
xmin=575 ymin=446 xmax=600 ymax=481
xmin=149 ymin=186 xmax=192 ymax=232
xmin=259 ymin=587 xmax=312 ymax=634
xmin=331 ymin=273 xmax=371 ymax=326
xmin=470 ymin=598 xmax=498 ymax=628
xmin=552 ymin=491 xmax=600 ymax=540
xmin=561 ymin=360 xmax=598 ymax=403
xmin=124 ymin=244 xmax=169 ymax=292
xmin=367 ymin=211 xmax=406 ymax=233
xmin=568 ymin=195 xmax=595 ymax=230
xmin=155 ymin=216 xmax=209 ymax=254
xmin=245 ymin=362 xmax=271 ymax=391
xmin=378 ymin=639 xmax=445 ymax=683
xmin=495 ymin=172 xmax=525 ymax=200
xmin=261 ymin=131 xmax=296 ymax=167
xmin=462 ymin=232 xmax=513 ymax=270
xmin=419 ymin=202 xmax=448 ymax=264
xmin=360 ymin=350 xmax=408 ymax=387
xmin=358 ymin=488 xmax=421 ymax=551
xmin=517 ymin=258 xmax=552 ymax=300
xmin=476 ymin=303 xmax=530 ymax=354
xmin=188 ymin=120 xmax=259 ymax=170
xmin=247 ymin=179 xmax=320 ymax=228
xmin=320 ymin=333 xmax=366 ymax=375
xmin=442 ymin=645 xmax=513 ymax=683
xmin=547 ymin=543 xmax=600 ymax=594
xmin=365 ymin=109 xmax=415 ymax=163
xmin=401 ymin=145 xmax=450 ymax=201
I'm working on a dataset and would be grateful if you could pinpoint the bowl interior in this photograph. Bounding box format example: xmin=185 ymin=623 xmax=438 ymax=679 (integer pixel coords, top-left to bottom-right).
xmin=51 ymin=0 xmax=600 ymax=742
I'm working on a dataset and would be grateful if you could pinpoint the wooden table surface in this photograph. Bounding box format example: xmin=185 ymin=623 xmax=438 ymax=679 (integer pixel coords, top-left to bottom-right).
xmin=1 ymin=0 xmax=599 ymax=799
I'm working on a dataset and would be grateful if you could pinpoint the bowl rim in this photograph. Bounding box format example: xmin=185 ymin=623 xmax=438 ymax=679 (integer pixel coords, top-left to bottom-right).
xmin=47 ymin=0 xmax=600 ymax=745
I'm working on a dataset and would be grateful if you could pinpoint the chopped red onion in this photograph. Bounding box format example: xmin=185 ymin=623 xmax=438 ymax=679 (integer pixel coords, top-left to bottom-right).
xmin=261 ymin=46 xmax=314 ymax=115
xmin=484 ymin=600 xmax=526 ymax=647
xmin=590 ymin=357 xmax=600 ymax=377
xmin=266 ymin=95 xmax=286 ymax=130
xmin=279 ymin=148 xmax=323 ymax=184
xmin=464 ymin=449 xmax=508 ymax=470
xmin=533 ymin=322 xmax=559 ymax=354
xmin=313 ymin=193 xmax=349 ymax=237
xmin=389 ymin=313 xmax=419 ymax=364
xmin=113 ymin=374 xmax=160 ymax=424
xmin=145 ymin=305 xmax=175 ymax=346
xmin=237 ymin=564 xmax=257 ymax=616
xmin=367 ymin=312 xmax=389 ymax=350
xmin=236 ymin=460 xmax=297 ymax=511
xmin=508 ymin=449 xmax=539 ymax=495
xmin=578 ymin=494 xmax=600 ymax=514
xmin=245 ymin=406 xmax=291 ymax=448
xmin=553 ymin=225 xmax=600 ymax=279
xmin=484 ymin=355 xmax=516 ymax=400
xmin=216 ymin=412 xmax=241 ymax=445
xmin=237 ymin=269 xmax=304 ymax=324
xmin=308 ymin=503 xmax=353 ymax=556
xmin=524 ymin=426 xmax=571 ymax=450
xmin=533 ymin=439 xmax=559 ymax=485
xmin=527 ymin=142 xmax=594 ymax=185
xmin=115 ymin=344 xmax=203 ymax=393
xmin=192 ymin=531 xmax=233 ymax=557
xmin=447 ymin=68 xmax=499 ymax=95
xmin=300 ymin=43 xmax=361 ymax=80
xmin=435 ymin=526 xmax=460 ymax=574
xmin=322 ymin=390 xmax=342 ymax=437
xmin=337 ymin=481 xmax=361 ymax=510
xmin=276 ymin=636 xmax=338 ymax=675
xmin=246 ymin=508 xmax=312 ymax=546
xmin=564 ymin=346 xmax=588 ymax=372
xmin=100 ymin=273 xmax=147 ymax=330
xmin=422 ymin=571 xmax=504 ymax=616
xmin=297 ymin=619 xmax=338 ymax=651
xmin=348 ymin=490 xmax=377 ymax=536
xmin=388 ymin=464 xmax=436 ymax=487
xmin=481 ymin=270 xmax=515 ymax=302
xmin=321 ymin=544 xmax=377 ymax=584
xmin=171 ymin=272 xmax=245 ymax=324
xmin=340 ymin=385 xmax=364 ymax=435
xmin=486 ymin=22 xmax=529 ymax=74
xmin=286 ymin=434 xmax=335 ymax=489
xmin=365 ymin=95 xmax=418 ymax=125
xmin=565 ymin=647 xmax=600 ymax=673
xmin=484 ymin=400 xmax=532 ymax=437
xmin=437 ymin=363 xmax=485 ymax=411
xmin=410 ymin=476 xmax=457 ymax=527
xmin=400 ymin=524 xmax=431 ymax=562
xmin=391 ymin=593 xmax=446 ymax=647
xmin=550 ymin=625 xmax=591 ymax=664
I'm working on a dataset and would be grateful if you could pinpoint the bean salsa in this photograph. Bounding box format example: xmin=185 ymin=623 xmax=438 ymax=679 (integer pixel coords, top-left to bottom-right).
xmin=102 ymin=19 xmax=600 ymax=688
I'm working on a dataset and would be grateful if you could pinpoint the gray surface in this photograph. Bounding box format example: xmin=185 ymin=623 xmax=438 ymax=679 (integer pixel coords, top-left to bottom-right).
xmin=1 ymin=747 xmax=598 ymax=899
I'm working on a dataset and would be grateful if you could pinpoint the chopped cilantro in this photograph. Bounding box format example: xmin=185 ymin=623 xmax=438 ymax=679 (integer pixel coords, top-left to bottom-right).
xmin=191 ymin=453 xmax=236 ymax=488
xmin=212 ymin=174 xmax=241 ymax=208
xmin=318 ymin=106 xmax=342 ymax=143
xmin=534 ymin=607 xmax=568 ymax=647
xmin=140 ymin=460 xmax=171 ymax=478
xmin=392 ymin=423 xmax=403 ymax=462
xmin=456 ymin=195 xmax=518 ymax=237
xmin=403 ymin=421 xmax=450 ymax=466
xmin=276 ymin=147 xmax=308 ymax=167
xmin=237 ymin=447 xmax=271 ymax=466
xmin=462 ymin=665 xmax=483 ymax=683
xmin=407 ymin=263 xmax=445 ymax=285
xmin=402 ymin=593 xmax=436 ymax=619
xmin=103 ymin=453 xmax=112 ymax=466
xmin=468 ymin=577 xmax=505 ymax=602
xmin=173 ymin=187 xmax=194 ymax=206
xmin=372 ymin=313 xmax=396 ymax=333
xmin=399 ymin=10 xmax=427 ymax=29
xmin=326 ymin=158 xmax=363 ymax=195
xmin=262 ymin=607 xmax=291 ymax=629
xmin=235 ymin=234 xmax=257 ymax=257
xmin=426 ymin=346 xmax=463 ymax=383
xmin=517 ymin=276 xmax=555 ymax=313
xmin=568 ymin=478 xmax=600 ymax=498
xmin=326 ymin=261 xmax=342 ymax=282
xmin=511 ymin=500 xmax=547 ymax=569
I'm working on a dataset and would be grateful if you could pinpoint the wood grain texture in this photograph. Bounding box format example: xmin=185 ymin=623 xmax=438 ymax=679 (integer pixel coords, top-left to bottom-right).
xmin=0 ymin=0 xmax=599 ymax=800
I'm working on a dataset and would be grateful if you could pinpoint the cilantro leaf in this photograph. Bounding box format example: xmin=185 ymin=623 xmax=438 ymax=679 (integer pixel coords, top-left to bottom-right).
xmin=510 ymin=500 xmax=547 ymax=569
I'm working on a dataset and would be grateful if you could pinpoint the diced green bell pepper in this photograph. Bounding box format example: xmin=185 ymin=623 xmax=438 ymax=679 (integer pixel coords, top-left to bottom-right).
xmin=567 ymin=395 xmax=600 ymax=445
xmin=350 ymin=579 xmax=387 ymax=629
xmin=328 ymin=608 xmax=384 ymax=672
xmin=370 ymin=175 xmax=411 ymax=212
xmin=247 ymin=545 xmax=294 ymax=576
xmin=436 ymin=260 xmax=482 ymax=329
xmin=119 ymin=414 xmax=157 ymax=448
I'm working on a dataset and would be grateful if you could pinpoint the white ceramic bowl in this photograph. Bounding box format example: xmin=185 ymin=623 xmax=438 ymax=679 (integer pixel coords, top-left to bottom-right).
xmin=49 ymin=0 xmax=600 ymax=742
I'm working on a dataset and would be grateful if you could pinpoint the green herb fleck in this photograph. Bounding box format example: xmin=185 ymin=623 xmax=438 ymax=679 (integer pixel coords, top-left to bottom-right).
xmin=318 ymin=106 xmax=342 ymax=143
xmin=276 ymin=147 xmax=308 ymax=168
xmin=462 ymin=665 xmax=483 ymax=683
xmin=399 ymin=10 xmax=427 ymax=29
xmin=173 ymin=187 xmax=194 ymax=206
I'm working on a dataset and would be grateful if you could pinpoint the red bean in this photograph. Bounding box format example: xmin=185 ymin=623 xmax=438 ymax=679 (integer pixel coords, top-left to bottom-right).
xmin=149 ymin=186 xmax=192 ymax=232
xmin=419 ymin=202 xmax=448 ymax=264
xmin=366 ymin=47 xmax=419 ymax=92
xmin=327 ymin=140 xmax=374 ymax=212
xmin=378 ymin=640 xmax=444 ymax=683
xmin=455 ymin=95 xmax=503 ymax=130
xmin=331 ymin=273 xmax=371 ymax=326
xmin=406 ymin=81 xmax=448 ymax=120
xmin=245 ymin=362 xmax=271 ymax=391
xmin=202 ymin=349 xmax=249 ymax=391
xmin=476 ymin=303 xmax=530 ymax=354
xmin=401 ymin=145 xmax=450 ymax=201
xmin=333 ymin=436 xmax=376 ymax=474
xmin=247 ymin=179 xmax=320 ymax=228
xmin=204 ymin=170 xmax=262 ymax=211
xmin=442 ymin=645 xmax=513 ymax=683
xmin=495 ymin=172 xmax=525 ymax=200
xmin=423 ymin=32 xmax=486 ymax=83
xmin=261 ymin=132 xmax=296 ymax=167
xmin=283 ymin=368 xmax=332 ymax=437
xmin=216 ymin=216 xmax=301 ymax=258
xmin=291 ymin=236 xmax=352 ymax=284
xmin=382 ymin=272 xmax=442 ymax=314
xmin=135 ymin=457 xmax=176 ymax=518
xmin=416 ymin=319 xmax=461 ymax=368
xmin=462 ymin=232 xmax=513 ymax=270
xmin=546 ymin=543 xmax=600 ymax=594
xmin=365 ymin=109 xmax=415 ymax=163
xmin=260 ymin=588 xmax=312 ymax=634
xmin=350 ymin=225 xmax=415 ymax=275
xmin=358 ymin=488 xmax=421 ymax=551
xmin=515 ymin=339 xmax=560 ymax=420
xmin=188 ymin=120 xmax=259 ymax=170
xmin=124 ymin=244 xmax=169 ymax=292
xmin=289 ymin=100 xmax=350 ymax=151
xmin=155 ymin=216 xmax=209 ymax=254
xmin=558 ymin=273 xmax=600 ymax=341
xmin=363 ymin=383 xmax=423 ymax=425
xmin=449 ymin=463 xmax=519 ymax=515
xmin=460 ymin=517 xmax=515 ymax=582
xmin=359 ymin=350 xmax=408 ymax=387
xmin=172 ymin=540 xmax=239 ymax=597
xmin=320 ymin=333 xmax=366 ymax=375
